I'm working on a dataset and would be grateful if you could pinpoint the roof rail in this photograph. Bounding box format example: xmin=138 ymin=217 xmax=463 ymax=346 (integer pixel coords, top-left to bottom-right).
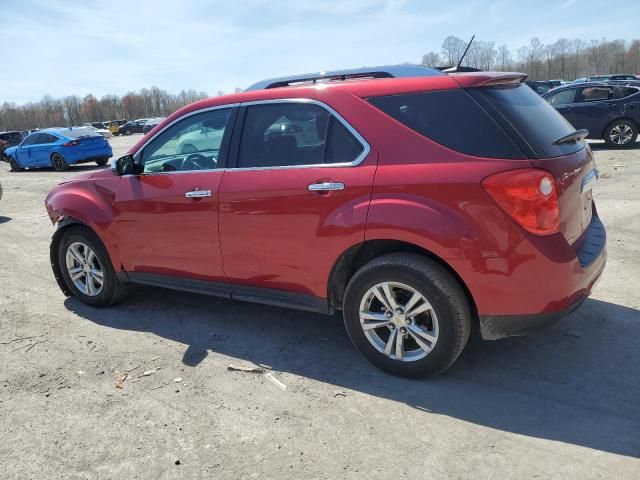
xmin=245 ymin=65 xmax=444 ymax=91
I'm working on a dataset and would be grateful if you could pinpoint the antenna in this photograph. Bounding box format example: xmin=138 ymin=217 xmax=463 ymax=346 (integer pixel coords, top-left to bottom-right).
xmin=456 ymin=35 xmax=475 ymax=72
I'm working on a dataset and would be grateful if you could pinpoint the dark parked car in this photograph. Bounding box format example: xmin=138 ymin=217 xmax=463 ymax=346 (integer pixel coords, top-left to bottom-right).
xmin=542 ymin=83 xmax=640 ymax=147
xmin=142 ymin=117 xmax=165 ymax=135
xmin=525 ymin=80 xmax=556 ymax=95
xmin=119 ymin=119 xmax=148 ymax=135
xmin=0 ymin=131 xmax=24 ymax=159
xmin=585 ymin=74 xmax=639 ymax=82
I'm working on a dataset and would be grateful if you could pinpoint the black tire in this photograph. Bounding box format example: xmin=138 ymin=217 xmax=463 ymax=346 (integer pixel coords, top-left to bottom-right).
xmin=603 ymin=119 xmax=638 ymax=148
xmin=8 ymin=156 xmax=22 ymax=172
xmin=124 ymin=129 xmax=132 ymax=136
xmin=96 ymin=157 xmax=109 ymax=166
xmin=57 ymin=226 xmax=130 ymax=307
xmin=51 ymin=153 xmax=69 ymax=171
xmin=343 ymin=253 xmax=472 ymax=377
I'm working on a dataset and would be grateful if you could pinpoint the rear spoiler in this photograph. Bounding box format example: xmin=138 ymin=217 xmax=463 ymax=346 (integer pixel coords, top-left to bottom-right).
xmin=451 ymin=72 xmax=528 ymax=88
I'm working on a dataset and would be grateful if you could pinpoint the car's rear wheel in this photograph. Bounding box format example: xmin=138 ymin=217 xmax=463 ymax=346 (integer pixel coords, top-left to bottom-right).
xmin=96 ymin=157 xmax=109 ymax=166
xmin=343 ymin=253 xmax=471 ymax=377
xmin=604 ymin=119 xmax=638 ymax=148
xmin=9 ymin=157 xmax=22 ymax=172
xmin=58 ymin=226 xmax=130 ymax=307
xmin=51 ymin=153 xmax=69 ymax=171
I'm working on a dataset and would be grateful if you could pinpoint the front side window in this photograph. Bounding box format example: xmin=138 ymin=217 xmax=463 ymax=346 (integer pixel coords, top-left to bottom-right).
xmin=546 ymin=89 xmax=576 ymax=106
xmin=141 ymin=108 xmax=232 ymax=173
xmin=21 ymin=134 xmax=40 ymax=146
xmin=236 ymin=102 xmax=364 ymax=168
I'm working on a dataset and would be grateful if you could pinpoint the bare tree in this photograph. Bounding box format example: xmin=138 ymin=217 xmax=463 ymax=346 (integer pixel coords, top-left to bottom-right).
xmin=441 ymin=36 xmax=466 ymax=66
xmin=421 ymin=51 xmax=441 ymax=67
xmin=497 ymin=44 xmax=512 ymax=71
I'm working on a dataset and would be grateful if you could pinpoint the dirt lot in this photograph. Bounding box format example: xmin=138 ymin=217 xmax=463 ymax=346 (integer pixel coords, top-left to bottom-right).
xmin=0 ymin=134 xmax=638 ymax=479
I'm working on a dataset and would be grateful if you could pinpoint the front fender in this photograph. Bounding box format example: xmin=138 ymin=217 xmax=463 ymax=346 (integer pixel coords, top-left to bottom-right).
xmin=45 ymin=182 xmax=122 ymax=270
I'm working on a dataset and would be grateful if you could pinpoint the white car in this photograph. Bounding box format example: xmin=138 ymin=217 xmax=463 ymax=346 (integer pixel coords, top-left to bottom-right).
xmin=176 ymin=127 xmax=224 ymax=154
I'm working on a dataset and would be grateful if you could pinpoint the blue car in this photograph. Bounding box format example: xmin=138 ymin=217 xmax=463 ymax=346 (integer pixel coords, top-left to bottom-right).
xmin=4 ymin=127 xmax=112 ymax=171
xmin=542 ymin=83 xmax=640 ymax=147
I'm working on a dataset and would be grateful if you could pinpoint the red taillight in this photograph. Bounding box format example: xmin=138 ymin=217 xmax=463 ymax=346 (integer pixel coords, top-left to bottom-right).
xmin=482 ymin=168 xmax=560 ymax=235
xmin=62 ymin=140 xmax=80 ymax=147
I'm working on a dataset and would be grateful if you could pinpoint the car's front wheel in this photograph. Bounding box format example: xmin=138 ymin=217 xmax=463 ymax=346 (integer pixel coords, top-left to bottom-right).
xmin=8 ymin=157 xmax=22 ymax=172
xmin=604 ymin=120 xmax=638 ymax=148
xmin=51 ymin=153 xmax=69 ymax=171
xmin=96 ymin=157 xmax=109 ymax=166
xmin=57 ymin=226 xmax=130 ymax=307
xmin=343 ymin=253 xmax=471 ymax=377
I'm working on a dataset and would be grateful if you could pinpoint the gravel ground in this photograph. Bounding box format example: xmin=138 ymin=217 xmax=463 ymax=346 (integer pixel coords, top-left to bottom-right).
xmin=0 ymin=135 xmax=639 ymax=479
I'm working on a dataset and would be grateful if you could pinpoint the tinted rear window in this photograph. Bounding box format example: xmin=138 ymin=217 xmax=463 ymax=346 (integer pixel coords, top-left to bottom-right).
xmin=471 ymin=84 xmax=585 ymax=158
xmin=368 ymin=90 xmax=524 ymax=159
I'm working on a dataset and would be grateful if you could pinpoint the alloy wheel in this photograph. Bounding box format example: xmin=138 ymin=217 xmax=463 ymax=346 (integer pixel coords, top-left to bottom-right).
xmin=610 ymin=124 xmax=634 ymax=145
xmin=358 ymin=281 xmax=439 ymax=362
xmin=52 ymin=154 xmax=65 ymax=170
xmin=65 ymin=242 xmax=104 ymax=296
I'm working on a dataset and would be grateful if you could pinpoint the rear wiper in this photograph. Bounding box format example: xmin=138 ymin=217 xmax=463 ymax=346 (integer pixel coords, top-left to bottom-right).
xmin=553 ymin=129 xmax=589 ymax=145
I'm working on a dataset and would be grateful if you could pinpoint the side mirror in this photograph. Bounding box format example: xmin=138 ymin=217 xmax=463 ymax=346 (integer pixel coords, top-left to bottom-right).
xmin=113 ymin=154 xmax=137 ymax=176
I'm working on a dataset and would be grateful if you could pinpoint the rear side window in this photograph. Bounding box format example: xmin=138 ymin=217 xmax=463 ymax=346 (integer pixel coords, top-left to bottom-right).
xmin=236 ymin=102 xmax=364 ymax=168
xmin=39 ymin=133 xmax=59 ymax=144
xmin=578 ymin=87 xmax=613 ymax=102
xmin=616 ymin=87 xmax=639 ymax=99
xmin=368 ymin=90 xmax=524 ymax=159
xmin=471 ymin=84 xmax=584 ymax=158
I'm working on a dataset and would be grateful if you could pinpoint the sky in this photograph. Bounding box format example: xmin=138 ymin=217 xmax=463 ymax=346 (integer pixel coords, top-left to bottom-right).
xmin=1 ymin=0 xmax=639 ymax=104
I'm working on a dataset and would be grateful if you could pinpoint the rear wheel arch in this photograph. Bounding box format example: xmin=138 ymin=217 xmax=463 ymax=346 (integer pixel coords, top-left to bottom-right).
xmin=327 ymin=239 xmax=477 ymax=319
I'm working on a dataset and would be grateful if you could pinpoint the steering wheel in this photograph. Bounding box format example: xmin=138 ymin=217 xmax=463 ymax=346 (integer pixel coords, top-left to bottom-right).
xmin=180 ymin=153 xmax=208 ymax=171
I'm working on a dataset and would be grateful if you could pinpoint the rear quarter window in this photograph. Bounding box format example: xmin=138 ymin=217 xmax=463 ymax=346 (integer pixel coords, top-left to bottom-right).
xmin=368 ymin=90 xmax=525 ymax=159
xmin=471 ymin=84 xmax=585 ymax=158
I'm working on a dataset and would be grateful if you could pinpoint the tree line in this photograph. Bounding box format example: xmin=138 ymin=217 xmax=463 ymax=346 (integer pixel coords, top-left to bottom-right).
xmin=423 ymin=36 xmax=640 ymax=81
xmin=2 ymin=35 xmax=639 ymax=132
xmin=0 ymin=87 xmax=214 ymax=131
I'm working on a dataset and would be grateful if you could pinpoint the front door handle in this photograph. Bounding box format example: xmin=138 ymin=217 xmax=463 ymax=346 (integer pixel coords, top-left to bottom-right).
xmin=308 ymin=182 xmax=345 ymax=192
xmin=185 ymin=189 xmax=212 ymax=198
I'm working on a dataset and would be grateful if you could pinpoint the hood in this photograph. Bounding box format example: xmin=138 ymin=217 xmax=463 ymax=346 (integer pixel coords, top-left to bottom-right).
xmin=57 ymin=166 xmax=114 ymax=185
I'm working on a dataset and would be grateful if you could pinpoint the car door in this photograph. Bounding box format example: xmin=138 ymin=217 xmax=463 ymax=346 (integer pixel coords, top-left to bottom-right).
xmin=31 ymin=132 xmax=60 ymax=166
xmin=15 ymin=133 xmax=42 ymax=166
xmin=218 ymin=99 xmax=376 ymax=303
xmin=546 ymin=88 xmax=579 ymax=126
xmin=571 ymin=86 xmax=619 ymax=135
xmin=113 ymin=106 xmax=237 ymax=286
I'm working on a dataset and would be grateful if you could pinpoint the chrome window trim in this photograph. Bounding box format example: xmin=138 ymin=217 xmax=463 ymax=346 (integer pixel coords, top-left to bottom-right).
xmin=112 ymin=103 xmax=239 ymax=174
xmin=230 ymin=98 xmax=371 ymax=171
xmin=114 ymin=98 xmax=371 ymax=175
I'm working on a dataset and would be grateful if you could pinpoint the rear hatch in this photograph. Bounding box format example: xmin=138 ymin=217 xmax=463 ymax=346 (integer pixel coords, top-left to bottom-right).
xmin=467 ymin=79 xmax=597 ymax=245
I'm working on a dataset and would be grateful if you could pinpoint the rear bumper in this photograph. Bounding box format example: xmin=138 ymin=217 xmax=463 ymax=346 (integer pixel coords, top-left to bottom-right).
xmin=479 ymin=296 xmax=587 ymax=340
xmin=453 ymin=213 xmax=607 ymax=339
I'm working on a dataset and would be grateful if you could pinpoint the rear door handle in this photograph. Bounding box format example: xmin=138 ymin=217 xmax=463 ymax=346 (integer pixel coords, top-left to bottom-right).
xmin=308 ymin=182 xmax=345 ymax=192
xmin=185 ymin=189 xmax=212 ymax=198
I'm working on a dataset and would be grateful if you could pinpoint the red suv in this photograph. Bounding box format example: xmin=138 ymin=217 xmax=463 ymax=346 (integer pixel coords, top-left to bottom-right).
xmin=45 ymin=67 xmax=606 ymax=377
